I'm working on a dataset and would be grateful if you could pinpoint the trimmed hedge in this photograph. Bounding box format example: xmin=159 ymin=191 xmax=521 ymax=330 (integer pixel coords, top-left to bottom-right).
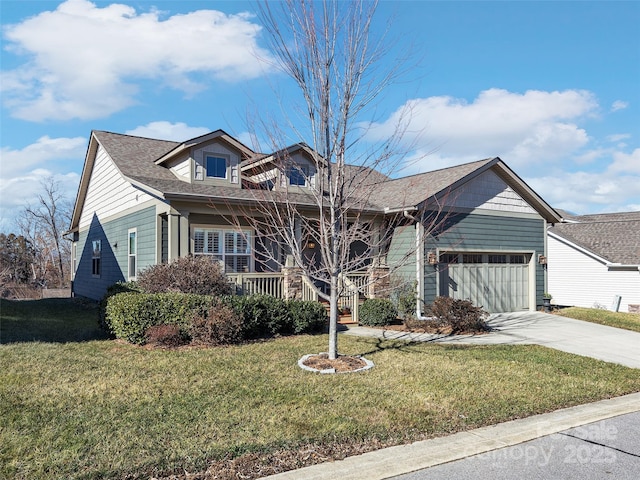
xmin=105 ymin=292 xmax=214 ymax=344
xmin=287 ymin=299 xmax=328 ymax=334
xmin=226 ymin=294 xmax=292 ymax=339
xmin=98 ymin=281 xmax=141 ymax=333
xmin=359 ymin=298 xmax=398 ymax=326
xmin=104 ymin=292 xmax=327 ymax=345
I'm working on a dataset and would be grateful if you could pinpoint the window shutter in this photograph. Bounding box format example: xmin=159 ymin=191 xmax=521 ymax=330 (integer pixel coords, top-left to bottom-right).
xmin=195 ymin=161 xmax=204 ymax=181
xmin=230 ymin=160 xmax=239 ymax=184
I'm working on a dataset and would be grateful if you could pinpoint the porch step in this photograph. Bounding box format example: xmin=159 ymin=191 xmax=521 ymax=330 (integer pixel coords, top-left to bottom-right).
xmin=321 ymin=301 xmax=359 ymax=325
xmin=338 ymin=314 xmax=357 ymax=325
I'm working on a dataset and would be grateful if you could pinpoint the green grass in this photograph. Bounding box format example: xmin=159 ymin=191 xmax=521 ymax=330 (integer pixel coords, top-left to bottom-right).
xmin=555 ymin=306 xmax=640 ymax=333
xmin=2 ymin=298 xmax=640 ymax=479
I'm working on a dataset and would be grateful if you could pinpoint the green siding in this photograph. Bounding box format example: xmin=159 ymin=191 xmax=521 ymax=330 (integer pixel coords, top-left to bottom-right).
xmin=387 ymin=223 xmax=416 ymax=286
xmin=425 ymin=212 xmax=545 ymax=308
xmin=73 ymin=207 xmax=156 ymax=300
xmin=387 ymin=211 xmax=546 ymax=310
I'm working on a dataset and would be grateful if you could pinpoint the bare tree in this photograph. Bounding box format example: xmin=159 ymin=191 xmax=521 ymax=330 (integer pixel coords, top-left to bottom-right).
xmin=231 ymin=0 xmax=440 ymax=360
xmin=17 ymin=177 xmax=72 ymax=288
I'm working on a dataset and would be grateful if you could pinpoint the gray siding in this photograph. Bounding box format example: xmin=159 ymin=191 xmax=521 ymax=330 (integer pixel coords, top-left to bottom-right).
xmin=73 ymin=206 xmax=157 ymax=300
xmin=424 ymin=212 xmax=545 ymax=307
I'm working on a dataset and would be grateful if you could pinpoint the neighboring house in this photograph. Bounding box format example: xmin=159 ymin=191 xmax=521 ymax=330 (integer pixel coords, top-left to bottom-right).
xmin=68 ymin=130 xmax=561 ymax=313
xmin=548 ymin=212 xmax=640 ymax=312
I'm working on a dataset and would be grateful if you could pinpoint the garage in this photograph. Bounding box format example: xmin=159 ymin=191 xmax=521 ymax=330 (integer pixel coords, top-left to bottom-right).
xmin=438 ymin=252 xmax=531 ymax=313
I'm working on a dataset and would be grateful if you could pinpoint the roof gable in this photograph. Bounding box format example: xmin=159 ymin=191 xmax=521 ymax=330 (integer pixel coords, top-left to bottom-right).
xmin=372 ymin=157 xmax=561 ymax=223
xmin=157 ymin=129 xmax=257 ymax=166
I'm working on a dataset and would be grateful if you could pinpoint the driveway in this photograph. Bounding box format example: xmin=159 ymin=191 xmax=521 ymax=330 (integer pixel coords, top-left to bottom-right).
xmin=344 ymin=311 xmax=640 ymax=369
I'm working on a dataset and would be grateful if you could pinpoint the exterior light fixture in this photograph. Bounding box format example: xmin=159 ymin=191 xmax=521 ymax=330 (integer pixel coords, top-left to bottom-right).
xmin=538 ymin=255 xmax=547 ymax=265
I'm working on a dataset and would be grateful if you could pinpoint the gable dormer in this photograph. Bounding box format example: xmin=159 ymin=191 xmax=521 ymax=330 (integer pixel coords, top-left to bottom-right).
xmin=241 ymin=143 xmax=321 ymax=192
xmin=192 ymin=141 xmax=241 ymax=186
xmin=278 ymin=150 xmax=317 ymax=191
xmin=155 ymin=130 xmax=256 ymax=188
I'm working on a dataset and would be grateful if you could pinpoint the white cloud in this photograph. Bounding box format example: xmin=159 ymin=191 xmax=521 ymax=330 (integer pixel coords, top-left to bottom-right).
xmin=528 ymin=170 xmax=640 ymax=215
xmin=125 ymin=121 xmax=210 ymax=141
xmin=0 ymin=135 xmax=86 ymax=177
xmin=1 ymin=0 xmax=273 ymax=121
xmin=366 ymin=88 xmax=598 ymax=173
xmin=611 ymin=100 xmax=628 ymax=112
xmin=606 ymin=133 xmax=630 ymax=144
xmin=608 ymin=148 xmax=640 ymax=174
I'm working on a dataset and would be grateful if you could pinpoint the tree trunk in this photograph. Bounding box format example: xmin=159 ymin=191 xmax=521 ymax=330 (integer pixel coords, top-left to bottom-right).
xmin=328 ymin=273 xmax=339 ymax=360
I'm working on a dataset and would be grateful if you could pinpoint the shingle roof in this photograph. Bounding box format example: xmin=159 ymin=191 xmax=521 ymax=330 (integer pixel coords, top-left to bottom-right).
xmin=88 ymin=131 xmax=558 ymax=221
xmin=369 ymin=158 xmax=495 ymax=210
xmin=549 ymin=212 xmax=640 ymax=265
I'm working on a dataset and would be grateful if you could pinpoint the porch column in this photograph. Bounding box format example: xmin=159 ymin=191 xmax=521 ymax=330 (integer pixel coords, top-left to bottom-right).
xmin=283 ymin=255 xmax=303 ymax=300
xmin=179 ymin=214 xmax=189 ymax=257
xmin=168 ymin=214 xmax=180 ymax=262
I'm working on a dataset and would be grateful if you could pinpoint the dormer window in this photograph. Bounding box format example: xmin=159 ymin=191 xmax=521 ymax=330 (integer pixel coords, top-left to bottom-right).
xmin=206 ymin=155 xmax=227 ymax=179
xmin=288 ymin=165 xmax=308 ymax=186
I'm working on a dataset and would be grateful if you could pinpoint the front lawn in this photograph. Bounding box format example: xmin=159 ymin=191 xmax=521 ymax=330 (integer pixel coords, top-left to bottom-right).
xmin=2 ymin=298 xmax=640 ymax=479
xmin=555 ymin=306 xmax=640 ymax=333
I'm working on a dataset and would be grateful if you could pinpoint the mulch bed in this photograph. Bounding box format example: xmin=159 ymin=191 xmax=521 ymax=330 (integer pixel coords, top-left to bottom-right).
xmin=301 ymin=353 xmax=367 ymax=372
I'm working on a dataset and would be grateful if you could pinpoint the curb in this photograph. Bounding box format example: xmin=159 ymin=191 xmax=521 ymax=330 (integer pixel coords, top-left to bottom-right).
xmin=260 ymin=391 xmax=640 ymax=480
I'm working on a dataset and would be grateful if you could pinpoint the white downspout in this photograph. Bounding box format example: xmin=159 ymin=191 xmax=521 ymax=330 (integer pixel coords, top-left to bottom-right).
xmin=403 ymin=210 xmax=430 ymax=320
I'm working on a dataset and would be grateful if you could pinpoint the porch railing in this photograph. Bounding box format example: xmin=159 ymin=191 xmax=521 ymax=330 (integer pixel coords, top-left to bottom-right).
xmin=227 ymin=272 xmax=284 ymax=298
xmin=301 ymin=275 xmax=320 ymax=302
xmin=226 ymin=270 xmax=369 ymax=323
xmin=338 ymin=271 xmax=368 ymax=322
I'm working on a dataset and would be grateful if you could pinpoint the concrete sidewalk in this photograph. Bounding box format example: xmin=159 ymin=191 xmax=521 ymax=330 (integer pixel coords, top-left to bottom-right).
xmin=343 ymin=311 xmax=640 ymax=369
xmin=262 ymin=392 xmax=640 ymax=480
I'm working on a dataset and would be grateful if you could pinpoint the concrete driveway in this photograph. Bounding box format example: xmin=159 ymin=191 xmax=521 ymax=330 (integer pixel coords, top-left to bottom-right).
xmin=344 ymin=311 xmax=640 ymax=369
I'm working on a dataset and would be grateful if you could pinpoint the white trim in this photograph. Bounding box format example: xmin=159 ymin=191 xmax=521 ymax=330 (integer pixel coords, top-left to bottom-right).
xmin=191 ymin=224 xmax=254 ymax=273
xmin=128 ymin=228 xmax=137 ymax=281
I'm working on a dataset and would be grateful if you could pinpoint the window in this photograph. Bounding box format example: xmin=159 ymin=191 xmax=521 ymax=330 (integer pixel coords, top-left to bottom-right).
xmin=288 ymin=165 xmax=308 ymax=186
xmin=439 ymin=253 xmax=459 ymax=264
xmin=510 ymin=254 xmax=527 ymax=264
xmin=488 ymin=254 xmax=507 ymax=264
xmin=206 ymin=155 xmax=227 ymax=179
xmin=91 ymin=239 xmax=101 ymax=277
xmin=193 ymin=227 xmax=251 ymax=273
xmin=128 ymin=229 xmax=137 ymax=280
xmin=462 ymin=253 xmax=483 ymax=264
xmin=72 ymin=243 xmax=77 ymax=280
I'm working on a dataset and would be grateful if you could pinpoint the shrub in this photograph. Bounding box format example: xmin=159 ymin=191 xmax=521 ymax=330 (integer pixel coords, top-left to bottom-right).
xmin=427 ymin=296 xmax=489 ymax=334
xmin=226 ymin=295 xmax=292 ymax=338
xmin=190 ymin=302 xmax=244 ymax=346
xmin=105 ymin=292 xmax=213 ymax=344
xmin=359 ymin=298 xmax=398 ymax=327
xmin=288 ymin=300 xmax=327 ymax=334
xmin=137 ymin=255 xmax=231 ymax=296
xmin=145 ymin=324 xmax=187 ymax=347
xmin=391 ymin=281 xmax=418 ymax=320
xmin=99 ymin=281 xmax=141 ymax=333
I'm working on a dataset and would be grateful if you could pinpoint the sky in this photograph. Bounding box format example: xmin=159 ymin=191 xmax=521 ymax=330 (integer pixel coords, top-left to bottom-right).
xmin=1 ymin=0 xmax=639 ymax=233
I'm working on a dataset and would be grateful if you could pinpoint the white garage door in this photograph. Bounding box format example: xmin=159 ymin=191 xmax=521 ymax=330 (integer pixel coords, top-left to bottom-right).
xmin=439 ymin=253 xmax=530 ymax=313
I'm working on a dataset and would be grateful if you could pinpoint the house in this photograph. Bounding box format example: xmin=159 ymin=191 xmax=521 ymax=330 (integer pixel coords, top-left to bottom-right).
xmin=68 ymin=129 xmax=561 ymax=314
xmin=548 ymin=211 xmax=640 ymax=312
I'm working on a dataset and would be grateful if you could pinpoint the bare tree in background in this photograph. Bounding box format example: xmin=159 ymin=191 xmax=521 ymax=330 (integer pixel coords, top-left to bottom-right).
xmin=220 ymin=0 xmax=444 ymax=361
xmin=17 ymin=177 xmax=72 ymax=288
